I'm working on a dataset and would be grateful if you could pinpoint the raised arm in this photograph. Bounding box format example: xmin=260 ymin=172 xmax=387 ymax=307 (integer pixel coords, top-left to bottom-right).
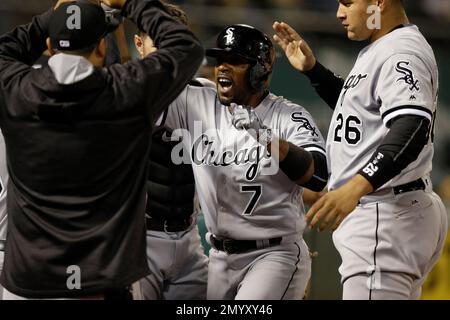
xmin=273 ymin=21 xmax=344 ymax=110
xmin=107 ymin=0 xmax=204 ymax=121
xmin=0 ymin=0 xmax=80 ymax=68
xmin=0 ymin=11 xmax=51 ymax=69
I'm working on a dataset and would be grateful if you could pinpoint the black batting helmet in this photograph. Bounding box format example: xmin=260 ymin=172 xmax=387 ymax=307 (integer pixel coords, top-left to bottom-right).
xmin=206 ymin=24 xmax=275 ymax=91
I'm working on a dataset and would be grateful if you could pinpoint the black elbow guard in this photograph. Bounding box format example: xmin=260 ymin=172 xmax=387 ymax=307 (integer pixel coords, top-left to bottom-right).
xmin=303 ymin=152 xmax=328 ymax=191
xmin=279 ymin=143 xmax=313 ymax=182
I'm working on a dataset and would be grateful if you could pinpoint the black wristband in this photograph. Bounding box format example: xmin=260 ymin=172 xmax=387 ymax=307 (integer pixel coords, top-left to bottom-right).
xmin=358 ymin=115 xmax=430 ymax=190
xmin=358 ymin=151 xmax=396 ymax=190
xmin=303 ymin=151 xmax=328 ymax=192
xmin=279 ymin=143 xmax=313 ymax=182
xmin=303 ymin=61 xmax=327 ymax=83
xmin=303 ymin=61 xmax=344 ymax=110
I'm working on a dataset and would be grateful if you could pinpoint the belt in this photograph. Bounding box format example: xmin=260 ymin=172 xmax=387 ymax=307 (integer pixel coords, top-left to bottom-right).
xmin=393 ymin=178 xmax=426 ymax=195
xmin=146 ymin=216 xmax=192 ymax=232
xmin=0 ymin=239 xmax=4 ymax=251
xmin=361 ymin=178 xmax=427 ymax=204
xmin=210 ymin=235 xmax=282 ymax=254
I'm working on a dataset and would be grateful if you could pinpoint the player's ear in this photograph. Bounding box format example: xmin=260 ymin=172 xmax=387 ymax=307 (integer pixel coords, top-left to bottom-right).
xmin=262 ymin=72 xmax=272 ymax=90
xmin=377 ymin=0 xmax=387 ymax=11
xmin=46 ymin=38 xmax=56 ymax=56
xmin=96 ymin=38 xmax=106 ymax=59
xmin=134 ymin=35 xmax=144 ymax=58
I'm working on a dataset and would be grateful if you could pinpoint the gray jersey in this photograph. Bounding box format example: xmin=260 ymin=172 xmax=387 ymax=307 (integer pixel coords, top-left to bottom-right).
xmin=327 ymin=25 xmax=438 ymax=190
xmin=166 ymin=87 xmax=326 ymax=240
xmin=0 ymin=131 xmax=7 ymax=242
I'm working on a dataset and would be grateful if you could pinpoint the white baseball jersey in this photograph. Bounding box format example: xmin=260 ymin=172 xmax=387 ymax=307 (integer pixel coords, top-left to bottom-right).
xmin=327 ymin=25 xmax=438 ymax=190
xmin=165 ymin=87 xmax=326 ymax=240
xmin=0 ymin=130 xmax=8 ymax=242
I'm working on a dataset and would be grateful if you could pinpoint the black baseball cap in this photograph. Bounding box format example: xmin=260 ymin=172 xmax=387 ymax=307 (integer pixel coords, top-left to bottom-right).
xmin=48 ymin=1 xmax=108 ymax=51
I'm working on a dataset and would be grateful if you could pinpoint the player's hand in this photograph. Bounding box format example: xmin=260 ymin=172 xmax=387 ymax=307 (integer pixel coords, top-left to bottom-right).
xmin=302 ymin=188 xmax=326 ymax=207
xmin=231 ymin=103 xmax=265 ymax=131
xmin=305 ymin=175 xmax=373 ymax=232
xmin=231 ymin=103 xmax=272 ymax=145
xmin=100 ymin=0 xmax=127 ymax=9
xmin=272 ymin=21 xmax=316 ymax=73
xmin=54 ymin=0 xmax=80 ymax=8
xmin=55 ymin=0 xmax=102 ymax=9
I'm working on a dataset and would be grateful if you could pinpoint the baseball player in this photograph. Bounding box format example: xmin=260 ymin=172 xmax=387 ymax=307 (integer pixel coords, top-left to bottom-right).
xmin=0 ymin=131 xmax=8 ymax=300
xmin=132 ymin=3 xmax=209 ymax=300
xmin=0 ymin=0 xmax=203 ymax=299
xmin=165 ymin=24 xmax=328 ymax=300
xmin=274 ymin=0 xmax=448 ymax=299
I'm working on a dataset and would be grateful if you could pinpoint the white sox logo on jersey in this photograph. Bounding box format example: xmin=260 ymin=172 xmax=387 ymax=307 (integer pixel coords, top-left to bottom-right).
xmin=340 ymin=73 xmax=368 ymax=107
xmin=395 ymin=61 xmax=420 ymax=92
xmin=291 ymin=112 xmax=319 ymax=137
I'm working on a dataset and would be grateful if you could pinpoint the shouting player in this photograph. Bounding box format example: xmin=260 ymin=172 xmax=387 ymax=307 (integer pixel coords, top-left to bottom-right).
xmin=274 ymin=0 xmax=448 ymax=299
xmin=165 ymin=24 xmax=328 ymax=299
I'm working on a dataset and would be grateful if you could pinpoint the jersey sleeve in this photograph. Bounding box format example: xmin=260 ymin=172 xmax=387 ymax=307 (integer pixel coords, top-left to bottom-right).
xmin=377 ymin=53 xmax=435 ymax=126
xmin=281 ymin=105 xmax=327 ymax=157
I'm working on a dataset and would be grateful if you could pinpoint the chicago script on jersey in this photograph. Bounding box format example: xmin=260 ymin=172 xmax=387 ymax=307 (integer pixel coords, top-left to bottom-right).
xmin=191 ymin=134 xmax=270 ymax=181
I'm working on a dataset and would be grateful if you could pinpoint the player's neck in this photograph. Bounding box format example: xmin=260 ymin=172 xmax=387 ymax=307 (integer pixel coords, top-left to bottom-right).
xmin=247 ymin=90 xmax=269 ymax=108
xmin=370 ymin=10 xmax=409 ymax=43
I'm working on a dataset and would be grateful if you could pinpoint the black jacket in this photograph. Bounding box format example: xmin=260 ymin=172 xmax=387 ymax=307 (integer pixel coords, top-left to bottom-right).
xmin=0 ymin=0 xmax=203 ymax=298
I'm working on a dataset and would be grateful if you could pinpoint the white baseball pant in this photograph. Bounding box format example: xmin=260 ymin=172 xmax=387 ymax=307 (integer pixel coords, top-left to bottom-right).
xmin=333 ymin=186 xmax=448 ymax=300
xmin=138 ymin=225 xmax=208 ymax=300
xmin=207 ymin=235 xmax=311 ymax=300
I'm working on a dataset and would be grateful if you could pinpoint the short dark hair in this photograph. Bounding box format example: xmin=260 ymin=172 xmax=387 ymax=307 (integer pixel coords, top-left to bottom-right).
xmin=140 ymin=3 xmax=188 ymax=37
xmin=164 ymin=3 xmax=188 ymax=25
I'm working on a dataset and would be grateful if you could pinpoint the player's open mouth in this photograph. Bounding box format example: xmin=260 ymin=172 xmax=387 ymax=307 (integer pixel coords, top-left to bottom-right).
xmin=217 ymin=76 xmax=233 ymax=95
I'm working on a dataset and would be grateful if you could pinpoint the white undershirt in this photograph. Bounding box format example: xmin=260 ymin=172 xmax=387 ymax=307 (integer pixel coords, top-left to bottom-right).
xmin=48 ymin=53 xmax=94 ymax=85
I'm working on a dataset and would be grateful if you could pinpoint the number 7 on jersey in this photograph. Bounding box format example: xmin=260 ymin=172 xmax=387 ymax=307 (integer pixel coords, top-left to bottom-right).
xmin=240 ymin=184 xmax=262 ymax=215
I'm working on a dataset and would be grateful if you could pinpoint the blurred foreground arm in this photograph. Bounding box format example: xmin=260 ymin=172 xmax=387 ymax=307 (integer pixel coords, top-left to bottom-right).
xmin=108 ymin=0 xmax=204 ymax=121
xmin=273 ymin=21 xmax=344 ymax=109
